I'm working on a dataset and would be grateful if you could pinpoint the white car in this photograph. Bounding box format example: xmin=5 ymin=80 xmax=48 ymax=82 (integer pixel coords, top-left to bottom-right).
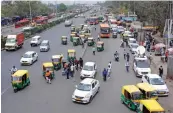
xmin=130 ymin=43 xmax=139 ymax=54
xmin=80 ymin=62 xmax=97 ymax=79
xmin=75 ymin=15 xmax=78 ymax=18
xmin=30 ymin=36 xmax=41 ymax=47
xmin=20 ymin=51 xmax=38 ymax=65
xmin=72 ymin=78 xmax=100 ymax=103
xmin=142 ymin=74 xmax=169 ymax=96
xmin=65 ymin=20 xmax=72 ymax=27
xmin=133 ymin=59 xmax=151 ymax=77
xmin=128 ymin=38 xmax=137 ymax=47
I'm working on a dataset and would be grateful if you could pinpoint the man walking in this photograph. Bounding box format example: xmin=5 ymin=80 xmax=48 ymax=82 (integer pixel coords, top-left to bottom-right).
xmin=123 ymin=49 xmax=126 ymax=60
xmin=159 ymin=66 xmax=163 ymax=78
xmin=125 ymin=62 xmax=130 ymax=72
xmin=107 ymin=62 xmax=112 ymax=78
xmin=126 ymin=53 xmax=130 ymax=62
xmin=79 ymin=58 xmax=83 ymax=69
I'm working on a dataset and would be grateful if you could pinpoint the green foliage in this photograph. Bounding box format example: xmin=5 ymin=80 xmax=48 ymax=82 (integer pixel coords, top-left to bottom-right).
xmin=1 ymin=1 xmax=51 ymax=17
xmin=58 ymin=3 xmax=67 ymax=12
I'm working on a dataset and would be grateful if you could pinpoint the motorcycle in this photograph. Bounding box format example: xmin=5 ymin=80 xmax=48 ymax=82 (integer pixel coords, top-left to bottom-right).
xmin=114 ymin=55 xmax=119 ymax=61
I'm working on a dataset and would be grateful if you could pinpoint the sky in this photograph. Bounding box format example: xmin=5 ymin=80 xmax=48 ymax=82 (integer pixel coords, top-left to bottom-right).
xmin=41 ymin=0 xmax=105 ymax=5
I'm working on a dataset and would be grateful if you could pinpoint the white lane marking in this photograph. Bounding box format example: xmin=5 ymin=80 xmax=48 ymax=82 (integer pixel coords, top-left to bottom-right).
xmin=1 ymin=85 xmax=11 ymax=95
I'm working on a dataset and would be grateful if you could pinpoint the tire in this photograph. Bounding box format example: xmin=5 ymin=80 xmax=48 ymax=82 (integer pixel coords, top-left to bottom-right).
xmin=14 ymin=89 xmax=17 ymax=93
xmin=97 ymin=87 xmax=100 ymax=93
xmin=89 ymin=96 xmax=93 ymax=103
xmin=30 ymin=60 xmax=33 ymax=65
xmin=121 ymin=99 xmax=124 ymax=104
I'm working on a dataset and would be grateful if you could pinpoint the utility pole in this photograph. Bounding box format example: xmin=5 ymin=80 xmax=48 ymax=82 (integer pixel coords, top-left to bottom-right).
xmin=29 ymin=1 xmax=32 ymax=22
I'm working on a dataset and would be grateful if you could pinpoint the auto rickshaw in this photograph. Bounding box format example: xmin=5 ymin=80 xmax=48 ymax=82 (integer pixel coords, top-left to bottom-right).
xmin=67 ymin=49 xmax=76 ymax=62
xmin=73 ymin=37 xmax=80 ymax=46
xmin=51 ymin=55 xmax=63 ymax=70
xmin=88 ymin=37 xmax=94 ymax=46
xmin=11 ymin=70 xmax=30 ymax=93
xmin=42 ymin=62 xmax=55 ymax=79
xmin=61 ymin=36 xmax=67 ymax=45
xmin=136 ymin=83 xmax=158 ymax=100
xmin=121 ymin=85 xmax=143 ymax=111
xmin=70 ymin=34 xmax=76 ymax=42
xmin=97 ymin=41 xmax=104 ymax=51
xmin=136 ymin=100 xmax=165 ymax=113
xmin=71 ymin=27 xmax=75 ymax=32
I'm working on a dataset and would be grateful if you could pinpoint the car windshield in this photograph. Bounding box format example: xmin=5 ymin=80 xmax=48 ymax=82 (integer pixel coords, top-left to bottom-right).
xmin=131 ymin=44 xmax=138 ymax=48
xmin=12 ymin=76 xmax=22 ymax=81
xmin=150 ymin=78 xmax=165 ymax=85
xmin=32 ymin=38 xmax=37 ymax=41
xmin=6 ymin=38 xmax=16 ymax=43
xmin=136 ymin=61 xmax=150 ymax=68
xmin=23 ymin=53 xmax=32 ymax=58
xmin=77 ymin=83 xmax=91 ymax=91
xmin=101 ymin=28 xmax=110 ymax=34
xmin=83 ymin=65 xmax=94 ymax=71
xmin=132 ymin=92 xmax=142 ymax=100
xmin=41 ymin=42 xmax=47 ymax=46
xmin=130 ymin=40 xmax=136 ymax=43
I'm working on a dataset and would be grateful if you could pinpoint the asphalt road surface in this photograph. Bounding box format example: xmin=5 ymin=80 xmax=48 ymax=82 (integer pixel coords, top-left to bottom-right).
xmin=2 ymin=11 xmax=140 ymax=113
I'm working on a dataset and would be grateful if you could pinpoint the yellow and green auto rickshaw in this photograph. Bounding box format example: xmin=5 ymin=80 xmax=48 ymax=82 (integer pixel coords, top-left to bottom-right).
xmin=51 ymin=54 xmax=63 ymax=70
xmin=67 ymin=49 xmax=76 ymax=62
xmin=88 ymin=37 xmax=94 ymax=46
xmin=136 ymin=100 xmax=165 ymax=113
xmin=97 ymin=41 xmax=104 ymax=51
xmin=73 ymin=37 xmax=80 ymax=46
xmin=71 ymin=26 xmax=75 ymax=33
xmin=11 ymin=70 xmax=30 ymax=93
xmin=121 ymin=85 xmax=143 ymax=111
xmin=136 ymin=83 xmax=158 ymax=100
xmin=42 ymin=62 xmax=55 ymax=79
xmin=70 ymin=34 xmax=76 ymax=42
xmin=61 ymin=36 xmax=67 ymax=45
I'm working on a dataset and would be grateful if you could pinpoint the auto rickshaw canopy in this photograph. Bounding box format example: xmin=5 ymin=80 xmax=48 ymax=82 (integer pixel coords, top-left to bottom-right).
xmin=88 ymin=37 xmax=94 ymax=40
xmin=12 ymin=70 xmax=28 ymax=77
xmin=122 ymin=85 xmax=141 ymax=94
xmin=97 ymin=41 xmax=104 ymax=45
xmin=71 ymin=32 xmax=77 ymax=34
xmin=43 ymin=62 xmax=54 ymax=67
xmin=136 ymin=83 xmax=156 ymax=92
xmin=52 ymin=55 xmax=63 ymax=59
xmin=71 ymin=34 xmax=76 ymax=37
xmin=68 ymin=49 xmax=75 ymax=53
xmin=80 ymin=35 xmax=85 ymax=38
xmin=139 ymin=100 xmax=165 ymax=112
xmin=62 ymin=36 xmax=67 ymax=39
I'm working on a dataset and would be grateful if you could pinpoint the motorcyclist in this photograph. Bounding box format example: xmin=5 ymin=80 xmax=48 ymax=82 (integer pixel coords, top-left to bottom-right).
xmin=114 ymin=51 xmax=119 ymax=61
xmin=10 ymin=66 xmax=17 ymax=74
xmin=45 ymin=70 xmax=51 ymax=84
xmin=92 ymin=47 xmax=96 ymax=55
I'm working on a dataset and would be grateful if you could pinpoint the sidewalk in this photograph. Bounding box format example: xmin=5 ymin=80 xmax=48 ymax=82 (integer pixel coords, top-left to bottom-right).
xmin=149 ymin=52 xmax=173 ymax=112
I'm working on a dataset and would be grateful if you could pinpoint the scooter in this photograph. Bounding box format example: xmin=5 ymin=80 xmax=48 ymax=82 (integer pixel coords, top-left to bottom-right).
xmin=114 ymin=55 xmax=119 ymax=61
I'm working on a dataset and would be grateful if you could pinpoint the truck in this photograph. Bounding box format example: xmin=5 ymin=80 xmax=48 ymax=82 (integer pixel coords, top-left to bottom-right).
xmin=5 ymin=33 xmax=24 ymax=51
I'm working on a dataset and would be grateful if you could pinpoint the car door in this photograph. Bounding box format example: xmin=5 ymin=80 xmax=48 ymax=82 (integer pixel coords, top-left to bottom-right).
xmin=32 ymin=52 xmax=37 ymax=61
xmin=91 ymin=83 xmax=96 ymax=96
xmin=94 ymin=81 xmax=99 ymax=94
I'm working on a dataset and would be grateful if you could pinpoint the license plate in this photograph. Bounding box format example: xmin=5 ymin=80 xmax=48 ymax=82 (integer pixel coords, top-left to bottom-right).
xmin=159 ymin=92 xmax=165 ymax=94
xmin=76 ymin=98 xmax=81 ymax=101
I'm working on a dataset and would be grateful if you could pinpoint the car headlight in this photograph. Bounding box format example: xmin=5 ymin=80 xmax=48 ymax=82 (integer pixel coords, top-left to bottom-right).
xmin=85 ymin=94 xmax=90 ymax=98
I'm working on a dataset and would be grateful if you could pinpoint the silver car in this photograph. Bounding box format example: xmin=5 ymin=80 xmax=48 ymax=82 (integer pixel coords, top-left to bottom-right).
xmin=40 ymin=40 xmax=50 ymax=52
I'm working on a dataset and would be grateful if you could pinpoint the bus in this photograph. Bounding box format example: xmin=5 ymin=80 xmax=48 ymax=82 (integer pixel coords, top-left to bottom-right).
xmin=88 ymin=17 xmax=99 ymax=25
xmin=99 ymin=23 xmax=111 ymax=38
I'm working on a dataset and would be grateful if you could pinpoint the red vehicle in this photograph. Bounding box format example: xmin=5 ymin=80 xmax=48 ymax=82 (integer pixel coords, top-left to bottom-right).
xmin=5 ymin=33 xmax=24 ymax=51
xmin=35 ymin=17 xmax=48 ymax=25
xmin=15 ymin=19 xmax=29 ymax=28
xmin=88 ymin=17 xmax=99 ymax=25
xmin=99 ymin=23 xmax=111 ymax=38
xmin=48 ymin=13 xmax=55 ymax=19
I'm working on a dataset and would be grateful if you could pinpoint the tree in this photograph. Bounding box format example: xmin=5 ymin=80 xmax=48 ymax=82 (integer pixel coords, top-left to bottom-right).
xmin=58 ymin=3 xmax=67 ymax=12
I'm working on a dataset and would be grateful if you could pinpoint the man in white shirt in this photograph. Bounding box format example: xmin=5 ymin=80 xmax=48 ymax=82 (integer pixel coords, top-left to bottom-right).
xmin=107 ymin=62 xmax=112 ymax=77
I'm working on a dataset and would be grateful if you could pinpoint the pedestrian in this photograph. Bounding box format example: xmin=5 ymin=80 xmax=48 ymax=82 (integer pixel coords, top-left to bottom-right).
xmin=107 ymin=62 xmax=112 ymax=78
xmin=159 ymin=66 xmax=163 ymax=78
xmin=123 ymin=49 xmax=126 ymax=60
xmin=79 ymin=57 xmax=83 ymax=69
xmin=74 ymin=59 xmax=79 ymax=71
xmin=95 ymin=26 xmax=96 ymax=31
xmin=125 ymin=62 xmax=130 ymax=72
xmin=66 ymin=66 xmax=70 ymax=79
xmin=97 ymin=35 xmax=100 ymax=41
xmin=92 ymin=47 xmax=96 ymax=55
xmin=148 ymin=53 xmax=153 ymax=65
xmin=102 ymin=68 xmax=107 ymax=81
xmin=165 ymin=51 xmax=168 ymax=62
xmin=70 ymin=63 xmax=75 ymax=78
xmin=126 ymin=53 xmax=130 ymax=62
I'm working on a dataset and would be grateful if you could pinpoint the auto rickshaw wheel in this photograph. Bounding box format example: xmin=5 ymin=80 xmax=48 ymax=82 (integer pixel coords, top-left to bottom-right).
xmin=14 ymin=89 xmax=18 ymax=93
xmin=121 ymin=99 xmax=124 ymax=104
xmin=27 ymin=81 xmax=30 ymax=86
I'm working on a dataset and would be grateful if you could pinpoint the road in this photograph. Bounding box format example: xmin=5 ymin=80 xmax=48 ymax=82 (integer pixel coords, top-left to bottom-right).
xmin=2 ymin=9 xmax=168 ymax=113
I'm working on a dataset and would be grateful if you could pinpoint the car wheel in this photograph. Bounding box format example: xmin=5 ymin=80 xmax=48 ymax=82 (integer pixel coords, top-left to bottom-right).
xmin=36 ymin=57 xmax=38 ymax=61
xmin=97 ymin=87 xmax=100 ymax=93
xmin=30 ymin=60 xmax=33 ymax=65
xmin=89 ymin=96 xmax=93 ymax=103
xmin=14 ymin=89 xmax=17 ymax=93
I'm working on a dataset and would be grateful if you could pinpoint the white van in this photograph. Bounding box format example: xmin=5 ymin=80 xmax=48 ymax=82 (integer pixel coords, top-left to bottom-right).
xmin=30 ymin=36 xmax=41 ymax=47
